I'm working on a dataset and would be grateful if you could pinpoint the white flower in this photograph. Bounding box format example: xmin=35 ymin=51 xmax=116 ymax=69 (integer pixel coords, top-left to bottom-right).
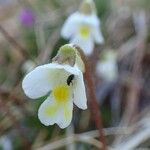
xmin=61 ymin=12 xmax=104 ymax=56
xmin=22 ymin=63 xmax=87 ymax=128
xmin=0 ymin=136 xmax=12 ymax=150
xmin=96 ymin=50 xmax=118 ymax=81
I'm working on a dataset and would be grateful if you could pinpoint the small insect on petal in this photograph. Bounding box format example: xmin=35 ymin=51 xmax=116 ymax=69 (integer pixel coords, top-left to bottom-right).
xmin=67 ymin=74 xmax=75 ymax=86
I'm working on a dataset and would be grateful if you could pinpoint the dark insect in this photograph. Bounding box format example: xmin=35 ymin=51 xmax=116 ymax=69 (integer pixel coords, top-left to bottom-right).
xmin=67 ymin=74 xmax=74 ymax=86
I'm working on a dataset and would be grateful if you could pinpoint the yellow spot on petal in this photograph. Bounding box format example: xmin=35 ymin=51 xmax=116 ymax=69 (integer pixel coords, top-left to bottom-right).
xmin=52 ymin=85 xmax=70 ymax=103
xmin=44 ymin=105 xmax=58 ymax=116
xmin=79 ymin=25 xmax=90 ymax=39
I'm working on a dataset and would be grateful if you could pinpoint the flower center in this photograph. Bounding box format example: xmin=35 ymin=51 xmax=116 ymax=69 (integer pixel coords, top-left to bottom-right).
xmin=52 ymin=85 xmax=70 ymax=103
xmin=79 ymin=25 xmax=90 ymax=39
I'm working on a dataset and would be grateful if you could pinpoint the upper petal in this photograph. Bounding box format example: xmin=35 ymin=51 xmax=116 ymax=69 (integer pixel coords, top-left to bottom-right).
xmin=79 ymin=13 xmax=100 ymax=27
xmin=73 ymin=71 xmax=87 ymax=110
xmin=61 ymin=12 xmax=79 ymax=39
xmin=22 ymin=63 xmax=81 ymax=99
xmin=22 ymin=65 xmax=53 ymax=99
xmin=45 ymin=63 xmax=80 ymax=76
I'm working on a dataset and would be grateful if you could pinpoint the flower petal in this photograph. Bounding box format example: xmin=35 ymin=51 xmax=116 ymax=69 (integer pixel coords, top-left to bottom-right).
xmin=71 ymin=35 xmax=94 ymax=56
xmin=22 ymin=65 xmax=53 ymax=99
xmin=61 ymin=13 xmax=78 ymax=39
xmin=57 ymin=101 xmax=73 ymax=129
xmin=73 ymin=71 xmax=87 ymax=110
xmin=92 ymin=25 xmax=104 ymax=44
xmin=38 ymin=96 xmax=73 ymax=128
xmin=79 ymin=13 xmax=100 ymax=27
xmin=38 ymin=96 xmax=61 ymax=126
xmin=45 ymin=63 xmax=80 ymax=76
xmin=22 ymin=63 xmax=81 ymax=99
xmin=96 ymin=61 xmax=118 ymax=81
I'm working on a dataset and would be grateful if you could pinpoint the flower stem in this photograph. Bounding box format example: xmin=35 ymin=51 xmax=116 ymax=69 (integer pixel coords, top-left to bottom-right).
xmin=74 ymin=45 xmax=107 ymax=150
xmin=0 ymin=25 xmax=29 ymax=59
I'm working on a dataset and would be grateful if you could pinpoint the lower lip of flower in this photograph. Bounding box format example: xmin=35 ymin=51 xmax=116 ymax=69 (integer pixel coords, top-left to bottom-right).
xmin=44 ymin=104 xmax=58 ymax=116
xmin=52 ymin=84 xmax=70 ymax=103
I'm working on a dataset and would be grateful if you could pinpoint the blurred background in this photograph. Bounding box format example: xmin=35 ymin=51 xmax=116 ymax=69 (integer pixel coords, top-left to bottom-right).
xmin=0 ymin=0 xmax=149 ymax=149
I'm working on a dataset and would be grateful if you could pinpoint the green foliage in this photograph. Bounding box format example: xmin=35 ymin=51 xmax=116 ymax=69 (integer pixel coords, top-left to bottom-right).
xmin=101 ymin=106 xmax=111 ymax=127
xmin=21 ymin=28 xmax=38 ymax=58
xmin=95 ymin=0 xmax=110 ymax=17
